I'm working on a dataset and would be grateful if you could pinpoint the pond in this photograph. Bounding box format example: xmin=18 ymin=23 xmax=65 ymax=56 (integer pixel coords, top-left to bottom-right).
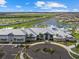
xmin=35 ymin=18 xmax=78 ymax=29
xmin=34 ymin=18 xmax=58 ymax=27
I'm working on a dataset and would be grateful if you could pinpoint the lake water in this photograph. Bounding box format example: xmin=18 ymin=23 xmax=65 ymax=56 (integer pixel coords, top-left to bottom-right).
xmin=34 ymin=18 xmax=58 ymax=27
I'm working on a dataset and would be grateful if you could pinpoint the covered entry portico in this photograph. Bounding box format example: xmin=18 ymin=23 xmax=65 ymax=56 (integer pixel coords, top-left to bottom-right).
xmin=44 ymin=32 xmax=53 ymax=40
xmin=37 ymin=32 xmax=53 ymax=40
xmin=8 ymin=33 xmax=14 ymax=42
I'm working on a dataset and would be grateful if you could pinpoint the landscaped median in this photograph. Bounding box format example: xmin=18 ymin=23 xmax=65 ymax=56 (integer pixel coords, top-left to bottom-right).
xmin=70 ymin=52 xmax=79 ymax=59
xmin=23 ymin=45 xmax=33 ymax=59
xmin=15 ymin=53 xmax=20 ymax=59
xmin=23 ymin=53 xmax=32 ymax=59
xmin=56 ymin=41 xmax=76 ymax=46
xmin=72 ymin=44 xmax=79 ymax=54
xmin=70 ymin=44 xmax=79 ymax=59
xmin=0 ymin=49 xmax=4 ymax=59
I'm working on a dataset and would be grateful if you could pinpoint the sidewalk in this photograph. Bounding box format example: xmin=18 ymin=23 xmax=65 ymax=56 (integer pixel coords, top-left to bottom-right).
xmin=68 ymin=45 xmax=75 ymax=49
xmin=20 ymin=52 xmax=24 ymax=59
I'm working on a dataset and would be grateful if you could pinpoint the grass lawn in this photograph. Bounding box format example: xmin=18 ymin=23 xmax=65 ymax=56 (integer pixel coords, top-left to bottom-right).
xmin=15 ymin=53 xmax=20 ymax=59
xmin=0 ymin=53 xmax=4 ymax=58
xmin=72 ymin=33 xmax=79 ymax=40
xmin=23 ymin=53 xmax=30 ymax=59
xmin=0 ymin=13 xmax=54 ymax=28
xmin=0 ymin=17 xmax=51 ymax=28
xmin=72 ymin=44 xmax=79 ymax=54
xmin=42 ymin=48 xmax=55 ymax=54
xmin=72 ymin=48 xmax=79 ymax=54
xmin=65 ymin=41 xmax=76 ymax=46
xmin=0 ymin=49 xmax=4 ymax=59
xmin=56 ymin=41 xmax=76 ymax=46
xmin=70 ymin=52 xmax=79 ymax=59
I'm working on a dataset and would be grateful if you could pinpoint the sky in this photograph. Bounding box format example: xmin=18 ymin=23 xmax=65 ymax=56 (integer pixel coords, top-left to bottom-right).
xmin=0 ymin=0 xmax=79 ymax=12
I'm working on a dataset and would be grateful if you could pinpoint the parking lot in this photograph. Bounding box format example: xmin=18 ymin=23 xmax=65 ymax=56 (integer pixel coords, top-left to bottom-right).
xmin=0 ymin=45 xmax=22 ymax=59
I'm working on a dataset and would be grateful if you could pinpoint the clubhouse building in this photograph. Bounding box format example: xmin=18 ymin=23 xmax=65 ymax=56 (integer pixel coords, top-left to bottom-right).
xmin=0 ymin=25 xmax=75 ymax=42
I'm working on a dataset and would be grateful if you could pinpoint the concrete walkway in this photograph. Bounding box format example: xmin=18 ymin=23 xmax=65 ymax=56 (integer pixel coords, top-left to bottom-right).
xmin=0 ymin=44 xmax=22 ymax=45
xmin=20 ymin=52 xmax=24 ymax=59
xmin=68 ymin=44 xmax=79 ymax=56
xmin=68 ymin=45 xmax=75 ymax=49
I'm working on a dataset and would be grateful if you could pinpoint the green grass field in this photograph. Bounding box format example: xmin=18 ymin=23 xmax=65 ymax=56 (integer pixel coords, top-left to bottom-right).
xmin=72 ymin=44 xmax=79 ymax=54
xmin=0 ymin=13 xmax=55 ymax=28
xmin=72 ymin=32 xmax=79 ymax=40
xmin=70 ymin=52 xmax=79 ymax=59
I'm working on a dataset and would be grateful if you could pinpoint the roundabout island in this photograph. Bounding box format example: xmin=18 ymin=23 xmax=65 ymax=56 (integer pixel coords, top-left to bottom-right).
xmin=26 ymin=42 xmax=73 ymax=59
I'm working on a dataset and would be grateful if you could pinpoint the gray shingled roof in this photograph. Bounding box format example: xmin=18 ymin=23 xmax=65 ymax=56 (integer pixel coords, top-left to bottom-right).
xmin=30 ymin=28 xmax=55 ymax=35
xmin=0 ymin=26 xmax=73 ymax=39
xmin=0 ymin=29 xmax=25 ymax=35
xmin=23 ymin=28 xmax=37 ymax=37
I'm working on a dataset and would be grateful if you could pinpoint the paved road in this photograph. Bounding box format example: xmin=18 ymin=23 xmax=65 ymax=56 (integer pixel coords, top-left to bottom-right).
xmin=27 ymin=44 xmax=73 ymax=59
xmin=0 ymin=45 xmax=22 ymax=59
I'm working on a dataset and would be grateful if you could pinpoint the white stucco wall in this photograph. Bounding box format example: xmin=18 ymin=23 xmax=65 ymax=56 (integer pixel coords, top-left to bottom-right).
xmin=0 ymin=35 xmax=8 ymax=42
xmin=14 ymin=35 xmax=25 ymax=42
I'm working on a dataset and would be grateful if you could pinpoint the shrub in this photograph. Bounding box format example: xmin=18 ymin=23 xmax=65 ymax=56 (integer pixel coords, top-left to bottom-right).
xmin=43 ymin=48 xmax=55 ymax=54
xmin=34 ymin=48 xmax=40 ymax=52
xmin=26 ymin=45 xmax=30 ymax=49
xmin=76 ymin=44 xmax=79 ymax=48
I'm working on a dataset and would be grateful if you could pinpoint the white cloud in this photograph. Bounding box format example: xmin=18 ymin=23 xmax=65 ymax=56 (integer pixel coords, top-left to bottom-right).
xmin=0 ymin=5 xmax=7 ymax=7
xmin=0 ymin=0 xmax=6 ymax=5
xmin=73 ymin=9 xmax=79 ymax=12
xmin=47 ymin=2 xmax=67 ymax=8
xmin=50 ymin=9 xmax=69 ymax=12
xmin=55 ymin=9 xmax=69 ymax=12
xmin=0 ymin=0 xmax=7 ymax=7
xmin=16 ymin=5 xmax=22 ymax=8
xmin=35 ymin=1 xmax=45 ymax=7
xmin=35 ymin=1 xmax=67 ymax=9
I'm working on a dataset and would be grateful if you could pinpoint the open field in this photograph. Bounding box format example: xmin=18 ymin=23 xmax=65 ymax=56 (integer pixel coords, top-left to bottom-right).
xmin=0 ymin=12 xmax=79 ymax=28
xmin=0 ymin=12 xmax=55 ymax=28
